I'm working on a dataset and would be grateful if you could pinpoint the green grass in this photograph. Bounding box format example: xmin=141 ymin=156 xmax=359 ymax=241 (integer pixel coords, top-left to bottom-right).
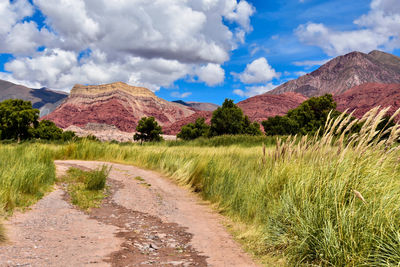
xmin=58 ymin=166 xmax=110 ymax=211
xmin=0 ymin=144 xmax=56 ymax=212
xmin=0 ymin=108 xmax=399 ymax=265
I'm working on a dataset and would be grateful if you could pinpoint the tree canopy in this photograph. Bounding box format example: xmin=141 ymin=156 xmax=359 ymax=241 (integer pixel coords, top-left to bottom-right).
xmin=133 ymin=117 xmax=163 ymax=142
xmin=177 ymin=117 xmax=210 ymax=140
xmin=262 ymin=94 xmax=340 ymax=136
xmin=0 ymin=99 xmax=74 ymax=141
xmin=209 ymin=99 xmax=262 ymax=137
xmin=0 ymin=99 xmax=39 ymax=140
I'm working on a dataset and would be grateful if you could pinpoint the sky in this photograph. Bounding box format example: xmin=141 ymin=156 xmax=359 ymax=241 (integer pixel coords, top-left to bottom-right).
xmin=0 ymin=0 xmax=400 ymax=105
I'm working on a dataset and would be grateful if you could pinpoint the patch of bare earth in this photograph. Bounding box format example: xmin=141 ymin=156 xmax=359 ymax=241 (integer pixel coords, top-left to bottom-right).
xmin=0 ymin=161 xmax=258 ymax=267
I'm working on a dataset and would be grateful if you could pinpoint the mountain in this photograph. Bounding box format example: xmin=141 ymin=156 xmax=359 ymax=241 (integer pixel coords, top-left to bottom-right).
xmin=270 ymin=50 xmax=400 ymax=97
xmin=43 ymin=82 xmax=195 ymax=132
xmin=237 ymin=92 xmax=308 ymax=123
xmin=172 ymin=100 xmax=219 ymax=111
xmin=334 ymin=83 xmax=400 ymax=120
xmin=0 ymin=79 xmax=68 ymax=116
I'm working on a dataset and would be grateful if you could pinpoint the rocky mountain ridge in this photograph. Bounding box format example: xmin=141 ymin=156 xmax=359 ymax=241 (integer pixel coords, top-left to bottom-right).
xmin=0 ymin=79 xmax=68 ymax=116
xmin=43 ymin=82 xmax=195 ymax=132
xmin=270 ymin=50 xmax=400 ymax=97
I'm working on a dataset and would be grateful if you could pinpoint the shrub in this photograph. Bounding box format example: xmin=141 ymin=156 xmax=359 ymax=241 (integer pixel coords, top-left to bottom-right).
xmin=177 ymin=117 xmax=210 ymax=140
xmin=30 ymin=120 xmax=63 ymax=140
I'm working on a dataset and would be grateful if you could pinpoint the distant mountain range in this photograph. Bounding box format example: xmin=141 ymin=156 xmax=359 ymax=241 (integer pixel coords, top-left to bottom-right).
xmin=270 ymin=50 xmax=400 ymax=97
xmin=172 ymin=100 xmax=219 ymax=111
xmin=0 ymin=79 xmax=68 ymax=116
xmin=1 ymin=49 xmax=400 ymax=137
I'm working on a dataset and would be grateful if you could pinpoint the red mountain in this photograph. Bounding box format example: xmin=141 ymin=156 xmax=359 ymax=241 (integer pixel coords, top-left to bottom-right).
xmin=43 ymin=82 xmax=195 ymax=132
xmin=237 ymin=92 xmax=308 ymax=123
xmin=334 ymin=83 xmax=400 ymax=120
xmin=270 ymin=50 xmax=400 ymax=97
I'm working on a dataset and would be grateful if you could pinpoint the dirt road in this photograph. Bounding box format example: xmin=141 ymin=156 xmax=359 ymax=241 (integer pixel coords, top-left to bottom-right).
xmin=0 ymin=160 xmax=258 ymax=267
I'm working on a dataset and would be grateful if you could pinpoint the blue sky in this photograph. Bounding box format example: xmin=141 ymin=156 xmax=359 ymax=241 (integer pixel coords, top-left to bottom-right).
xmin=1 ymin=0 xmax=399 ymax=105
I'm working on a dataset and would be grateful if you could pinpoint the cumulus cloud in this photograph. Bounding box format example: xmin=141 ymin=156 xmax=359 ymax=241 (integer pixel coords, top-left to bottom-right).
xmin=195 ymin=64 xmax=225 ymax=86
xmin=295 ymin=0 xmax=400 ymax=56
xmin=292 ymin=59 xmax=330 ymax=67
xmin=233 ymin=83 xmax=277 ymax=97
xmin=0 ymin=0 xmax=255 ymax=90
xmin=171 ymin=91 xmax=192 ymax=98
xmin=234 ymin=57 xmax=280 ymax=84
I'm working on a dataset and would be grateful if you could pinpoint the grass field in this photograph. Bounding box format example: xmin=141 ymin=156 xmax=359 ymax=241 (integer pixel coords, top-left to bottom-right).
xmin=1 ymin=108 xmax=400 ymax=266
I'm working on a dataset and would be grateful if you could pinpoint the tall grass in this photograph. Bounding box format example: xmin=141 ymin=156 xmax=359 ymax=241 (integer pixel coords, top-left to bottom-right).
xmin=58 ymin=166 xmax=109 ymax=210
xmin=0 ymin=144 xmax=56 ymax=212
xmin=51 ymin=107 xmax=400 ymax=266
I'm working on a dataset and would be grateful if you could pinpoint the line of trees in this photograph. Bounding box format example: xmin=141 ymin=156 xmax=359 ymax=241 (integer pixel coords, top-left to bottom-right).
xmin=176 ymin=94 xmax=358 ymax=141
xmin=0 ymin=99 xmax=75 ymax=141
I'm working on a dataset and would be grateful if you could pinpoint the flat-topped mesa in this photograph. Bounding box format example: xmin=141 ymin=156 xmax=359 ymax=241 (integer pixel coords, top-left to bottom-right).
xmin=70 ymin=82 xmax=156 ymax=98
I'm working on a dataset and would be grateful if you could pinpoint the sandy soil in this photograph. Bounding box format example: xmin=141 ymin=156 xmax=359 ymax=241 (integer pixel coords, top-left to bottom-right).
xmin=0 ymin=160 xmax=258 ymax=267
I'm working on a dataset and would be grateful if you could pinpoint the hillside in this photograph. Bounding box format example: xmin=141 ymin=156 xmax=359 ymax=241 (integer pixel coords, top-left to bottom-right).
xmin=237 ymin=92 xmax=308 ymax=123
xmin=269 ymin=50 xmax=400 ymax=97
xmin=334 ymin=83 xmax=400 ymax=120
xmin=0 ymin=79 xmax=68 ymax=116
xmin=43 ymin=82 xmax=195 ymax=132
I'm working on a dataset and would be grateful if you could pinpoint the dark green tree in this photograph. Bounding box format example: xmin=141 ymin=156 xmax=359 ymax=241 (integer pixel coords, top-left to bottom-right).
xmin=177 ymin=117 xmax=210 ymax=140
xmin=262 ymin=94 xmax=340 ymax=136
xmin=61 ymin=131 xmax=76 ymax=141
xmin=286 ymin=94 xmax=339 ymax=134
xmin=209 ymin=99 xmax=245 ymax=136
xmin=0 ymin=99 xmax=39 ymax=140
xmin=262 ymin=116 xmax=299 ymax=136
xmin=133 ymin=117 xmax=163 ymax=142
xmin=30 ymin=120 xmax=63 ymax=140
xmin=242 ymin=115 xmax=262 ymax=135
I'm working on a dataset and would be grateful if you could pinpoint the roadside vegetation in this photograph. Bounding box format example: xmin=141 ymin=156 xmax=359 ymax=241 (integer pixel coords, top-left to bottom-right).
xmin=0 ymin=144 xmax=55 ymax=212
xmin=1 ymin=97 xmax=400 ymax=266
xmin=58 ymin=165 xmax=110 ymax=210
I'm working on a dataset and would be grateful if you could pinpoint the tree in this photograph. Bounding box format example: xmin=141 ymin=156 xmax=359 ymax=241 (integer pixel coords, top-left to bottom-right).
xmin=242 ymin=115 xmax=262 ymax=136
xmin=133 ymin=117 xmax=163 ymax=142
xmin=30 ymin=120 xmax=63 ymax=140
xmin=262 ymin=116 xmax=299 ymax=136
xmin=209 ymin=99 xmax=243 ymax=136
xmin=0 ymin=99 xmax=39 ymax=140
xmin=262 ymin=94 xmax=340 ymax=136
xmin=177 ymin=117 xmax=210 ymax=140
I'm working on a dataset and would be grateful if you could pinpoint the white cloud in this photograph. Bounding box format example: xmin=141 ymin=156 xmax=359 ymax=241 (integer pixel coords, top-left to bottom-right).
xmin=292 ymin=59 xmax=330 ymax=67
xmin=0 ymin=0 xmax=255 ymax=90
xmin=195 ymin=63 xmax=225 ymax=86
xmin=233 ymin=83 xmax=277 ymax=97
xmin=234 ymin=57 xmax=280 ymax=84
xmin=171 ymin=91 xmax=192 ymax=98
xmin=295 ymin=0 xmax=400 ymax=56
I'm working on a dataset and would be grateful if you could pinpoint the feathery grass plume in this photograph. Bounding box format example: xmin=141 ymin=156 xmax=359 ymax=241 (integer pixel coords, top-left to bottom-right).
xmin=353 ymin=190 xmax=366 ymax=203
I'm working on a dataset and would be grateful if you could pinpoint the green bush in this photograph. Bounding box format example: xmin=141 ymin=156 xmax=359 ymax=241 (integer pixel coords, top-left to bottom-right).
xmin=177 ymin=117 xmax=210 ymax=140
xmin=30 ymin=120 xmax=63 ymax=140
